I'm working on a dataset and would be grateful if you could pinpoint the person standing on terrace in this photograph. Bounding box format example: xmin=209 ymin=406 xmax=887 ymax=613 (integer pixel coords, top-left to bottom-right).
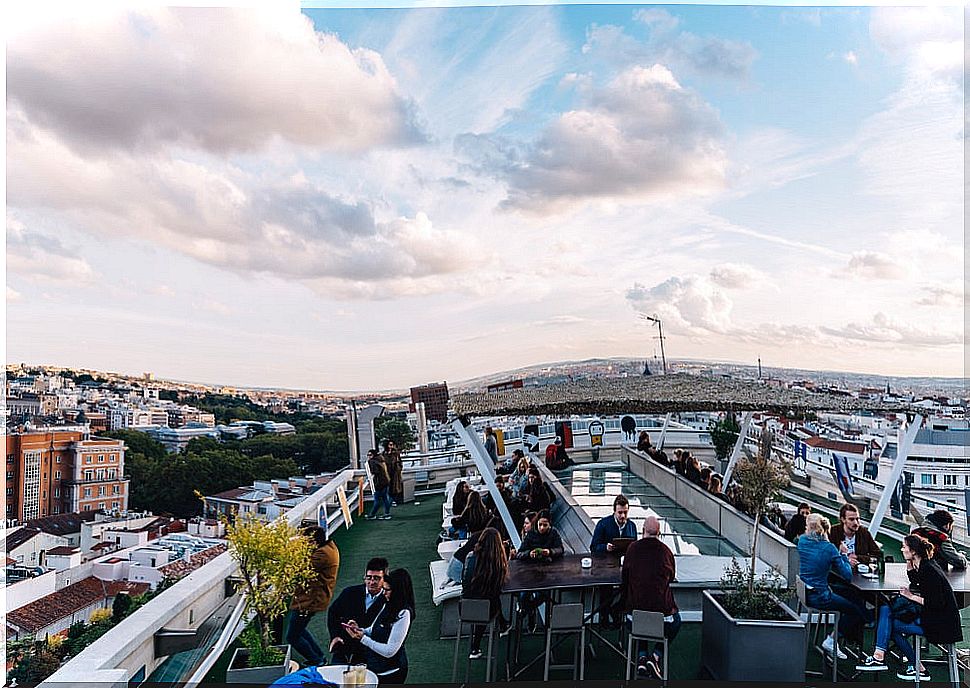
xmin=286 ymin=525 xmax=340 ymax=668
xmin=622 ymin=515 xmax=680 ymax=680
xmin=328 ymin=557 xmax=388 ymax=664
xmin=366 ymin=449 xmax=393 ymax=520
xmin=381 ymin=439 xmax=404 ymax=507
xmin=345 ymin=568 xmax=416 ymax=684
xmin=483 ymin=426 xmax=499 ymax=463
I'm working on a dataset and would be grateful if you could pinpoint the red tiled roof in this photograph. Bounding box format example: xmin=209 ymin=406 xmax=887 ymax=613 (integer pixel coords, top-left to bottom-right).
xmin=7 ymin=576 xmax=151 ymax=634
xmin=9 ymin=578 xmax=102 ymax=633
xmin=46 ymin=546 xmax=80 ymax=556
xmin=157 ymin=544 xmax=228 ymax=580
xmin=91 ymin=542 xmax=115 ymax=550
xmin=805 ymin=437 xmax=866 ymax=454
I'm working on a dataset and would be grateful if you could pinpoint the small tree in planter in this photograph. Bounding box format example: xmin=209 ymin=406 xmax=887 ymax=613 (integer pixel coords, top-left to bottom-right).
xmin=703 ymin=430 xmax=805 ymax=682
xmin=226 ymin=516 xmax=314 ymax=682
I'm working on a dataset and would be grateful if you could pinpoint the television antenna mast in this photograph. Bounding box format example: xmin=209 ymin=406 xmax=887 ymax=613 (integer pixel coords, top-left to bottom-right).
xmin=640 ymin=314 xmax=668 ymax=375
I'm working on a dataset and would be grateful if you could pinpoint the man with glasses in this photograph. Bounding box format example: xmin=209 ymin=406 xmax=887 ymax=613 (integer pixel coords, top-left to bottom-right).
xmin=328 ymin=557 xmax=389 ymax=664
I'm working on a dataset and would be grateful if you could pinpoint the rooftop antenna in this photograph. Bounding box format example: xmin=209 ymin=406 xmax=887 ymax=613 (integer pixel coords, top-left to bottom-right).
xmin=758 ymin=357 xmax=762 ymax=379
xmin=640 ymin=315 xmax=668 ymax=374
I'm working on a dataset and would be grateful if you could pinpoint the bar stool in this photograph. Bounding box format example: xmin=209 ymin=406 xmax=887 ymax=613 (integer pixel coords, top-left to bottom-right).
xmin=796 ymin=579 xmax=840 ymax=682
xmin=625 ymin=610 xmax=667 ymax=681
xmin=911 ymin=637 xmax=962 ymax=688
xmin=452 ymin=598 xmax=496 ymax=683
xmin=543 ymin=603 xmax=586 ymax=680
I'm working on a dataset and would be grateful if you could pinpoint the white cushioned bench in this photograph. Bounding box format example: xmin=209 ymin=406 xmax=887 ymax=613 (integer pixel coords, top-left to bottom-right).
xmin=429 ymin=559 xmax=463 ymax=605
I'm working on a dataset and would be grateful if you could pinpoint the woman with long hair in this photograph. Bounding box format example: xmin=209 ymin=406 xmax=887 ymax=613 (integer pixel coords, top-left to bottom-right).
xmin=452 ymin=490 xmax=493 ymax=536
xmin=856 ymin=534 xmax=963 ymax=679
xmin=462 ymin=527 xmax=511 ymax=658
xmin=522 ymin=468 xmax=551 ymax=514
xmin=345 ymin=568 xmax=415 ymax=684
xmin=797 ymin=514 xmax=871 ymax=659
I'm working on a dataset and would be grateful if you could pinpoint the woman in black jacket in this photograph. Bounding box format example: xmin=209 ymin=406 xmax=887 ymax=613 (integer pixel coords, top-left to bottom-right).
xmin=452 ymin=491 xmax=494 ymax=536
xmin=461 ymin=527 xmax=510 ymax=658
xmin=521 ymin=468 xmax=551 ymax=514
xmin=856 ymin=534 xmax=963 ymax=679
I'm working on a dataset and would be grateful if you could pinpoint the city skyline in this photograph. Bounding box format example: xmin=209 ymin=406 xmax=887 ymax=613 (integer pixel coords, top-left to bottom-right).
xmin=6 ymin=2 xmax=964 ymax=390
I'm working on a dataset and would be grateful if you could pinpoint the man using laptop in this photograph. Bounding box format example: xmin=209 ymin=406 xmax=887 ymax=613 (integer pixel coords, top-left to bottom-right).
xmin=590 ymin=495 xmax=638 ymax=626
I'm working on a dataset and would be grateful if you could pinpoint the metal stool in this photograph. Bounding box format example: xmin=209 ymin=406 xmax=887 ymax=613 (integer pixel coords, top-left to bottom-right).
xmin=911 ymin=637 xmax=961 ymax=688
xmin=625 ymin=610 xmax=668 ymax=681
xmin=543 ymin=603 xmax=586 ymax=680
xmin=452 ymin=598 xmax=496 ymax=683
xmin=796 ymin=579 xmax=840 ymax=682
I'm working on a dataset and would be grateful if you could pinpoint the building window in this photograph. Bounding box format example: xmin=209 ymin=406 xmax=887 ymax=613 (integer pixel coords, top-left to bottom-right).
xmin=6 ymin=471 xmax=13 ymax=480
xmin=55 ymin=471 xmax=61 ymax=479
xmin=944 ymin=474 xmax=957 ymax=486
xmin=921 ymin=474 xmax=936 ymax=486
xmin=98 ymin=486 xmax=105 ymax=496
xmin=53 ymin=488 xmax=60 ymax=498
xmin=98 ymin=455 xmax=105 ymax=463
xmin=56 ymin=456 xmax=61 ymax=464
xmin=54 ymin=506 xmax=60 ymax=514
xmin=113 ymin=485 xmax=120 ymax=494
xmin=6 ymin=455 xmax=13 ymax=464
xmin=112 ymin=501 xmax=119 ymax=509
xmin=85 ymin=457 xmax=92 ymax=464
xmin=5 ymin=488 xmax=12 ymax=497
xmin=98 ymin=502 xmax=105 ymax=510
xmin=84 ymin=488 xmax=92 ymax=497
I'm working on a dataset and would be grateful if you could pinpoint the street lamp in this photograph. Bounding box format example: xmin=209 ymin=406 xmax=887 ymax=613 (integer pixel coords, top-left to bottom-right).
xmin=642 ymin=315 xmax=668 ymax=375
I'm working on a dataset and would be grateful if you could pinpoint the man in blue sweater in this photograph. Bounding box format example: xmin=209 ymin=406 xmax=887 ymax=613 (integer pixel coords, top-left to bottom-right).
xmin=591 ymin=494 xmax=639 ymax=552
xmin=590 ymin=495 xmax=638 ymax=626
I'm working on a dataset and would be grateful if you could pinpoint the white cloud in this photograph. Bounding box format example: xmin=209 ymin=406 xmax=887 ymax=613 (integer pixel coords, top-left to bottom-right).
xmin=7 ymin=6 xmax=422 ymax=156
xmin=149 ymin=284 xmax=177 ymax=298
xmin=842 ymin=251 xmax=908 ymax=280
xmin=7 ymin=287 xmax=23 ymax=303
xmin=500 ymin=65 xmax=726 ymax=214
xmin=7 ymin=216 xmax=96 ymax=284
xmin=870 ymin=7 xmax=962 ymax=85
xmin=915 ymin=283 xmax=963 ymax=308
xmin=844 ymin=51 xmax=858 ymax=65
xmin=632 ymin=9 xmax=680 ymax=35
xmin=192 ymin=298 xmax=232 ymax=317
xmin=709 ymin=263 xmax=767 ymax=289
xmin=820 ymin=312 xmax=962 ymax=347
xmin=626 ymin=275 xmax=734 ymax=335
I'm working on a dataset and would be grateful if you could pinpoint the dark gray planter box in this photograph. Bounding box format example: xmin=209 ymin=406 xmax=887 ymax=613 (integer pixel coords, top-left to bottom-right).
xmin=226 ymin=644 xmax=292 ymax=684
xmin=702 ymin=589 xmax=806 ymax=682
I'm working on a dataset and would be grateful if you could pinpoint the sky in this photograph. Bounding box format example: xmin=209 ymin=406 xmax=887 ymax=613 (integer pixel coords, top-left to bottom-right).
xmin=4 ymin=2 xmax=965 ymax=391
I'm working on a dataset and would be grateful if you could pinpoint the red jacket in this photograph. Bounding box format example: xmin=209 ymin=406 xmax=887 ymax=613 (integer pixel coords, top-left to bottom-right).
xmin=621 ymin=537 xmax=678 ymax=615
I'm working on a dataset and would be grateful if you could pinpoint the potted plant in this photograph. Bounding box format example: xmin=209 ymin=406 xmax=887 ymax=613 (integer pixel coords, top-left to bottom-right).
xmin=702 ymin=430 xmax=807 ymax=682
xmin=225 ymin=516 xmax=315 ymax=684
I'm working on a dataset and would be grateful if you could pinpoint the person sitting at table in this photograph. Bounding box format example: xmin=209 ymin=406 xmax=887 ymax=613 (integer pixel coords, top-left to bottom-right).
xmin=622 ymin=515 xmax=680 ymax=680
xmin=328 ymin=557 xmax=389 ymax=664
xmin=496 ymin=448 xmax=526 ymax=476
xmin=856 ymin=534 xmax=964 ymax=679
xmin=344 ymin=568 xmax=415 ymax=684
xmin=515 ymin=510 xmax=563 ymax=562
xmin=590 ymin=494 xmax=639 ymax=627
xmin=784 ymin=502 xmax=811 ymax=543
xmin=509 ymin=457 xmax=531 ymax=499
xmin=797 ymin=513 xmax=872 ymax=660
xmin=520 ymin=467 xmax=552 ymax=514
xmin=912 ymin=510 xmax=967 ymax=571
xmin=829 ymin=503 xmax=881 ymax=571
xmin=451 ymin=491 xmax=494 ymax=539
xmin=462 ymin=527 xmax=512 ymax=659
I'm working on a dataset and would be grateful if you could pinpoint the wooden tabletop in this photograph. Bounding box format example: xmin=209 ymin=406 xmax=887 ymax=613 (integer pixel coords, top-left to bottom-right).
xmin=850 ymin=562 xmax=968 ymax=594
xmin=504 ymin=552 xmax=622 ymax=593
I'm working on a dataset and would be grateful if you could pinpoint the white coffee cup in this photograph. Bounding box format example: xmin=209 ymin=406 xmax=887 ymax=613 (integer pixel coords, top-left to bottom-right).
xmin=581 ymin=557 xmax=592 ymax=568
xmin=857 ymin=564 xmax=870 ymax=574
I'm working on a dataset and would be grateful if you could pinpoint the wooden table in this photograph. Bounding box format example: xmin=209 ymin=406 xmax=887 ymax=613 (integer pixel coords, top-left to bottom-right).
xmin=503 ymin=553 xmax=624 ymax=679
xmin=504 ymin=552 xmax=621 ymax=593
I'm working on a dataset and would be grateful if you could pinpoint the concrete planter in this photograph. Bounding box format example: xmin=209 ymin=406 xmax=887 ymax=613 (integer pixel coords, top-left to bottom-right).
xmin=701 ymin=590 xmax=806 ymax=682
xmin=226 ymin=644 xmax=292 ymax=684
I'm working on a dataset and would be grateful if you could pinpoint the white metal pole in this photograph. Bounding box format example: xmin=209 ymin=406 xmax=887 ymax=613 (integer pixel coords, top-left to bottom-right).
xmin=656 ymin=412 xmax=672 ymax=450
xmin=869 ymin=415 xmax=925 ymax=538
xmin=723 ymin=411 xmax=754 ymax=486
xmin=452 ymin=419 xmax=521 ymax=549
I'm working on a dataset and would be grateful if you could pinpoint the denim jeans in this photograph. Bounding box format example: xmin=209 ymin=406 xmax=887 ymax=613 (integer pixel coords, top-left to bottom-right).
xmin=874 ymin=603 xmax=923 ymax=664
xmin=369 ymin=487 xmax=392 ymax=517
xmin=807 ymin=588 xmax=871 ymax=638
xmin=446 ymin=556 xmax=464 ymax=583
xmin=285 ymin=609 xmax=325 ymax=666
